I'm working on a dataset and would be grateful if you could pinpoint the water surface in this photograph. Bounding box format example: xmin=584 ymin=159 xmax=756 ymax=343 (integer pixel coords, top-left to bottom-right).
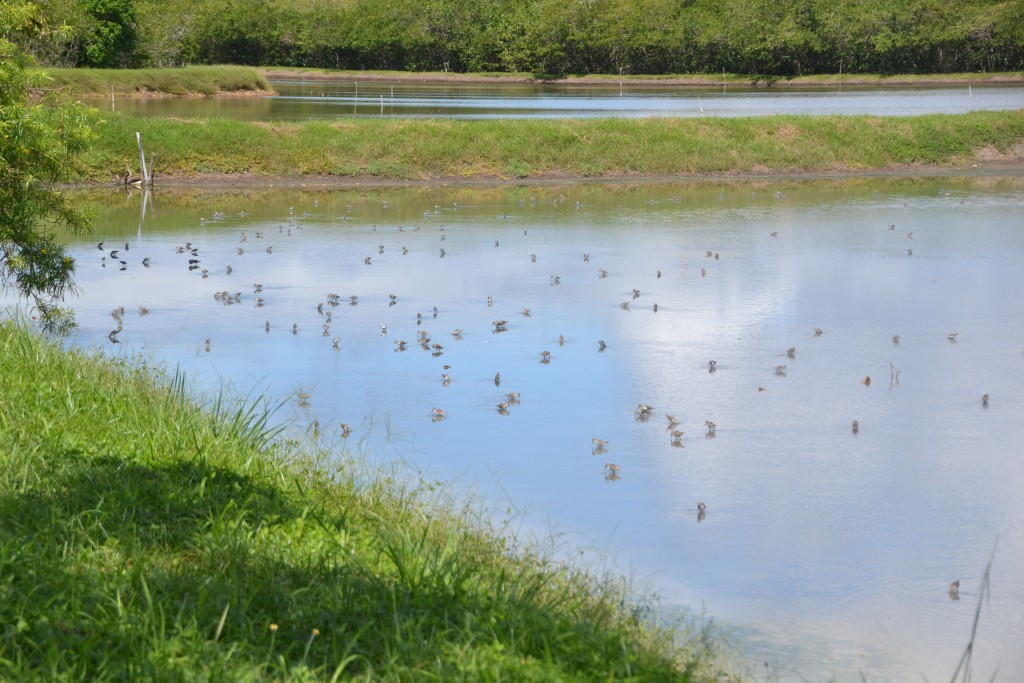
xmin=29 ymin=175 xmax=1024 ymax=681
xmin=93 ymin=80 xmax=1024 ymax=120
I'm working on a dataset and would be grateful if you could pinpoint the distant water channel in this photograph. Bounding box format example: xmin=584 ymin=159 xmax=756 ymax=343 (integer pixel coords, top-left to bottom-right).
xmin=96 ymin=80 xmax=1024 ymax=120
xmin=29 ymin=175 xmax=1024 ymax=681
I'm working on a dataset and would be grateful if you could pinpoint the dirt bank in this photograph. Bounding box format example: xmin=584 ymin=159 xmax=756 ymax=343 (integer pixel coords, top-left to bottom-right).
xmin=82 ymin=158 xmax=1023 ymax=192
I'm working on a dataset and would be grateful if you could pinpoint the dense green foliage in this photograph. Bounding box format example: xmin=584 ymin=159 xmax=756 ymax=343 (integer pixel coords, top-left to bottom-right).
xmin=21 ymin=0 xmax=1024 ymax=75
xmin=75 ymin=110 xmax=1024 ymax=182
xmin=0 ymin=320 xmax=721 ymax=680
xmin=1 ymin=0 xmax=94 ymax=331
xmin=78 ymin=0 xmax=136 ymax=67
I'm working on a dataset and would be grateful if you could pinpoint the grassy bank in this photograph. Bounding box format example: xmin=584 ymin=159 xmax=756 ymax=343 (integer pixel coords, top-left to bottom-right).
xmin=78 ymin=110 xmax=1024 ymax=183
xmin=0 ymin=320 xmax=722 ymax=681
xmin=262 ymin=67 xmax=1024 ymax=88
xmin=38 ymin=66 xmax=272 ymax=97
xmin=41 ymin=65 xmax=1024 ymax=96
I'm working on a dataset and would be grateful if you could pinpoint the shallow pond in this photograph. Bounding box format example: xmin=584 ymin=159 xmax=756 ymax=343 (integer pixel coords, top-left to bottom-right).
xmin=29 ymin=174 xmax=1024 ymax=680
xmin=93 ymin=80 xmax=1024 ymax=120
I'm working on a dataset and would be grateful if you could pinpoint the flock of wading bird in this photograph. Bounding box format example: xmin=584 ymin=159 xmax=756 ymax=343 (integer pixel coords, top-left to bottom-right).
xmin=94 ymin=201 xmax=993 ymax=534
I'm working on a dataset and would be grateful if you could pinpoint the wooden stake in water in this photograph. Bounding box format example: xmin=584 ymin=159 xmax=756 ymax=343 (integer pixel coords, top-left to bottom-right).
xmin=135 ymin=132 xmax=149 ymax=185
xmin=380 ymin=94 xmax=384 ymax=114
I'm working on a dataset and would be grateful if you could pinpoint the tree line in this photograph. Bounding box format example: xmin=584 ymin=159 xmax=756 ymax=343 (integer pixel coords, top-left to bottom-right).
xmin=22 ymin=0 xmax=1024 ymax=76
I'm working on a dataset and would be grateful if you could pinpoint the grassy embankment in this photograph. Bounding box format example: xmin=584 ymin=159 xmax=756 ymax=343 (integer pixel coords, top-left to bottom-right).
xmin=78 ymin=110 xmax=1024 ymax=183
xmin=42 ymin=66 xmax=1024 ymax=96
xmin=0 ymin=320 xmax=722 ymax=681
xmin=40 ymin=65 xmax=272 ymax=97
xmin=262 ymin=67 xmax=1024 ymax=88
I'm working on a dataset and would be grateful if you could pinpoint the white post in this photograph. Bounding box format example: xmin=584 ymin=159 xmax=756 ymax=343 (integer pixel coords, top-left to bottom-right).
xmin=136 ymin=132 xmax=149 ymax=185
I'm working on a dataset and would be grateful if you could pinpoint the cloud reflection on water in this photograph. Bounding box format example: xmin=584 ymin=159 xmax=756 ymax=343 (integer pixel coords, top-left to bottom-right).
xmin=30 ymin=176 xmax=1024 ymax=682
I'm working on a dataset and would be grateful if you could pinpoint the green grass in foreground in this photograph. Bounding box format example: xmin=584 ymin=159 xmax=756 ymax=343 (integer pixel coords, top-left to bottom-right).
xmin=78 ymin=110 xmax=1024 ymax=182
xmin=0 ymin=320 xmax=723 ymax=681
xmin=39 ymin=65 xmax=272 ymax=97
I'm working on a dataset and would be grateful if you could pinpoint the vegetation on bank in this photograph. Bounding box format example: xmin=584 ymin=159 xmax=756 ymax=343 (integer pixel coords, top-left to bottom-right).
xmin=40 ymin=64 xmax=272 ymax=97
xmin=40 ymin=65 xmax=1024 ymax=98
xmin=261 ymin=68 xmax=1024 ymax=88
xmin=76 ymin=110 xmax=1024 ymax=183
xmin=0 ymin=319 xmax=723 ymax=681
xmin=22 ymin=0 xmax=1024 ymax=77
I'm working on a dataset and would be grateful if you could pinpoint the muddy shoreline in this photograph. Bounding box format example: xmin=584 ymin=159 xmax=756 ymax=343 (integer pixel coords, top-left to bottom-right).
xmin=72 ymin=160 xmax=1024 ymax=193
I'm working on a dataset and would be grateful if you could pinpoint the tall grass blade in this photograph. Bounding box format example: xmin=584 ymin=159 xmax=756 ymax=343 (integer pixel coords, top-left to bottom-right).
xmin=949 ymin=541 xmax=998 ymax=683
xmin=214 ymin=603 xmax=230 ymax=642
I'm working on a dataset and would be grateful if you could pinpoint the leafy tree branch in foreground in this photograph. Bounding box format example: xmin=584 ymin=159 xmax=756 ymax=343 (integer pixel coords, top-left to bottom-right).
xmin=1 ymin=0 xmax=95 ymax=332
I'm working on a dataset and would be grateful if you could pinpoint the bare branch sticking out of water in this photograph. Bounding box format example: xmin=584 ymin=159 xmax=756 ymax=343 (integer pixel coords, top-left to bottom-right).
xmin=890 ymin=362 xmax=901 ymax=388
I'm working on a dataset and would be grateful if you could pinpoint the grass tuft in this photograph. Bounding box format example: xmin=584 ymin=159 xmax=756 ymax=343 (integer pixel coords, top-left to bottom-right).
xmin=37 ymin=66 xmax=272 ymax=98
